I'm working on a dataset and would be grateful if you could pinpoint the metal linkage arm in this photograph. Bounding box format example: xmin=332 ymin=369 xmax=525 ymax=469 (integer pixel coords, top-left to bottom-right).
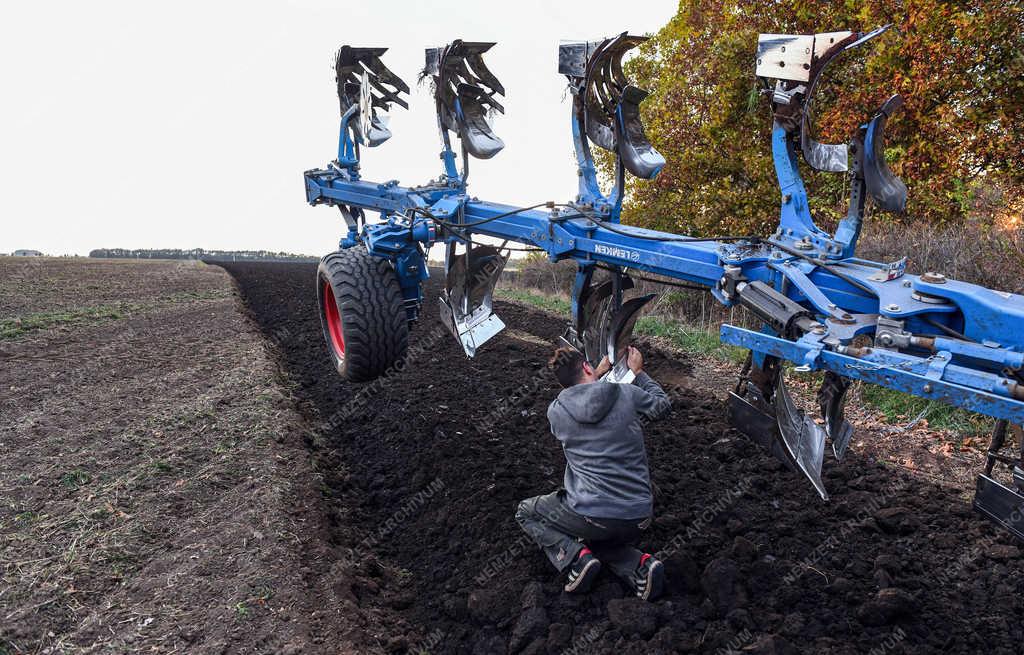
xmin=723 ymin=325 xmax=1024 ymax=424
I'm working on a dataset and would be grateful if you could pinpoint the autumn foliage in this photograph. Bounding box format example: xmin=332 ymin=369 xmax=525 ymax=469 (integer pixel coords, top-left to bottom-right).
xmin=612 ymin=0 xmax=1024 ymax=238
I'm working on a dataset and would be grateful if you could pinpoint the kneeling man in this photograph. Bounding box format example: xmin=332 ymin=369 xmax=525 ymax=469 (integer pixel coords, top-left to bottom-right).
xmin=516 ymin=345 xmax=670 ymax=600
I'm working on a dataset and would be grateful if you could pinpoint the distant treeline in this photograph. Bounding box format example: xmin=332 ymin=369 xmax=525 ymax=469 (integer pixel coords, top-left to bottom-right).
xmin=89 ymin=248 xmax=318 ymax=262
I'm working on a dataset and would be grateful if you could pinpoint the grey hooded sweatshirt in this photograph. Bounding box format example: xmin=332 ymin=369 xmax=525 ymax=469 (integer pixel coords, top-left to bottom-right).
xmin=547 ymin=371 xmax=671 ymax=520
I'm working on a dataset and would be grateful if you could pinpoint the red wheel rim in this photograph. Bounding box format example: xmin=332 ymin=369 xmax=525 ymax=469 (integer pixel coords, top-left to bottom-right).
xmin=322 ymin=280 xmax=345 ymax=358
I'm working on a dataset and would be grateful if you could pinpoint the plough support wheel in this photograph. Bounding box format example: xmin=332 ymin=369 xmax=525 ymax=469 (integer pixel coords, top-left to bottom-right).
xmin=317 ymin=248 xmax=409 ymax=382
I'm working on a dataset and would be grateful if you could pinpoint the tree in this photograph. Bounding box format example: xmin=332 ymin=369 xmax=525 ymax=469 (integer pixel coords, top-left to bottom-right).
xmin=610 ymin=0 xmax=1024 ymax=237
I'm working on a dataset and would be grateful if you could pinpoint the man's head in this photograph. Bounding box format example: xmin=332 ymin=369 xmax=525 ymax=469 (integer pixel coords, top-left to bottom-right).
xmin=549 ymin=346 xmax=598 ymax=388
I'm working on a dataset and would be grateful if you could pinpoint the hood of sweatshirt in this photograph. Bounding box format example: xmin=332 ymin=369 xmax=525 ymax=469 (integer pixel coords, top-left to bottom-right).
xmin=552 ymin=381 xmax=621 ymax=424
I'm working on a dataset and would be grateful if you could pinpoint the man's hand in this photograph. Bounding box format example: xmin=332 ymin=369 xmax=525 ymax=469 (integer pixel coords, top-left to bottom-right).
xmin=594 ymin=355 xmax=612 ymax=377
xmin=627 ymin=346 xmax=643 ymax=374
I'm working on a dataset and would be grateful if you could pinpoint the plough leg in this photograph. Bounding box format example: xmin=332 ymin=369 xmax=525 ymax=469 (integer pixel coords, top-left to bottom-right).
xmin=728 ymin=355 xmax=795 ymax=471
xmin=775 ymin=373 xmax=829 ymax=500
xmin=974 ymin=419 xmax=1024 ymax=540
xmin=563 ymin=268 xmax=654 ymax=383
xmin=602 ymin=293 xmax=655 ymax=383
xmin=818 ymin=371 xmax=854 ymax=461
xmin=728 ymin=353 xmax=830 ymax=500
xmin=439 ymin=242 xmax=508 ymax=357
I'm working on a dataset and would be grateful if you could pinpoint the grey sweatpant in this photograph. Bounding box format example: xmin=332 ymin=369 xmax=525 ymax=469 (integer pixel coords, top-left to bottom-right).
xmin=515 ymin=490 xmax=649 ymax=577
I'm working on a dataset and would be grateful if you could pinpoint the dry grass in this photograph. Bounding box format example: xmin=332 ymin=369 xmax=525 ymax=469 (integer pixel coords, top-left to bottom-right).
xmin=857 ymin=219 xmax=1024 ymax=294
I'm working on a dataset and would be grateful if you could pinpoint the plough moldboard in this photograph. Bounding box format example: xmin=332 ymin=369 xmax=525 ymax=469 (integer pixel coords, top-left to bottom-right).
xmin=304 ymin=28 xmax=1024 ymax=540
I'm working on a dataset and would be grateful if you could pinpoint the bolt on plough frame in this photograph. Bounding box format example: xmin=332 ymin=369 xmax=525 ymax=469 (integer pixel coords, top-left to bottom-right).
xmin=305 ymin=28 xmax=1024 ymax=540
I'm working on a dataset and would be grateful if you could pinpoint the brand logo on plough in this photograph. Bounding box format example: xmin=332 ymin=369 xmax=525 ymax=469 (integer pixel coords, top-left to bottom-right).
xmin=594 ymin=243 xmax=640 ymax=262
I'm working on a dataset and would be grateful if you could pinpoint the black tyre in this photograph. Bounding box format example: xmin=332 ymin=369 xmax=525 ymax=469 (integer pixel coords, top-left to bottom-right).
xmin=317 ymin=247 xmax=409 ymax=382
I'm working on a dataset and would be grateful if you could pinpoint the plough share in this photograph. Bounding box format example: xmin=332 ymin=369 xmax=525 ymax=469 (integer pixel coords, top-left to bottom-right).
xmin=304 ymin=27 xmax=1024 ymax=540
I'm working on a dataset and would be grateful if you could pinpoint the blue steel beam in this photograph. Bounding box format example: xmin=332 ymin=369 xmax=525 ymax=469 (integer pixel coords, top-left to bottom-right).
xmin=304 ymin=165 xmax=1024 ymax=425
xmin=305 ymin=169 xmax=1024 ymax=357
xmin=721 ymin=325 xmax=1024 ymax=424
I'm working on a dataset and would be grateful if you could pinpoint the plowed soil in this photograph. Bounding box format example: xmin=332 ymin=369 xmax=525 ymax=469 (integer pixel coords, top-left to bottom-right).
xmin=220 ymin=261 xmax=1023 ymax=655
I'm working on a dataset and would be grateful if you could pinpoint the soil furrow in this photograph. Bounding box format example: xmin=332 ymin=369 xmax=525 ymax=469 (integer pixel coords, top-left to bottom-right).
xmin=222 ymin=261 xmax=1022 ymax=655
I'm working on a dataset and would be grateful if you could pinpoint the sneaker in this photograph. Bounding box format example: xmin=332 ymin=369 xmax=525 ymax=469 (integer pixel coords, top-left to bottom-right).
xmin=564 ymin=547 xmax=601 ymax=593
xmin=631 ymin=553 xmax=664 ymax=601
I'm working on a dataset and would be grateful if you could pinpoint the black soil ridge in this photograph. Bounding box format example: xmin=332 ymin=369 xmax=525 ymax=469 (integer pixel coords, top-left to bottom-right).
xmin=219 ymin=261 xmax=1022 ymax=655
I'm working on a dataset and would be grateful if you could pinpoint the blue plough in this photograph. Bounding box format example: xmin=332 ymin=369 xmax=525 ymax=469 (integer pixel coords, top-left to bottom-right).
xmin=304 ymin=28 xmax=1024 ymax=539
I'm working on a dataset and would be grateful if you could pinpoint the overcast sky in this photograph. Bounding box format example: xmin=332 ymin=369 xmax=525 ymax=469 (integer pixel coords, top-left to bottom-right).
xmin=0 ymin=0 xmax=677 ymax=256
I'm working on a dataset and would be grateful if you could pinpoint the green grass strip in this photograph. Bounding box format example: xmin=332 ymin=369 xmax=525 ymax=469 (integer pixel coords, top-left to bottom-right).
xmin=495 ymin=288 xmax=572 ymax=314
